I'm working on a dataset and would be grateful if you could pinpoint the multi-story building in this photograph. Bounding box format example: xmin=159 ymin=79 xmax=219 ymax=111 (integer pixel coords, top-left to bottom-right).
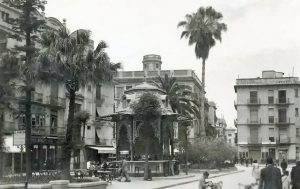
xmin=208 ymin=101 xmax=217 ymax=127
xmin=0 ymin=2 xmax=115 ymax=173
xmin=215 ymin=118 xmax=227 ymax=139
xmin=114 ymin=54 xmax=205 ymax=142
xmin=225 ymin=127 xmax=236 ymax=146
xmin=235 ymin=70 xmax=300 ymax=163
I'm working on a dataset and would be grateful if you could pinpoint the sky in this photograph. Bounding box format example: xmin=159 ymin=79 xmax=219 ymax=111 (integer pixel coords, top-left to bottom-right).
xmin=45 ymin=0 xmax=300 ymax=128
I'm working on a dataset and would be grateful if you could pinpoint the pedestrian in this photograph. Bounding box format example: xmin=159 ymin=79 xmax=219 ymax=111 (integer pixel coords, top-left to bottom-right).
xmin=246 ymin=158 xmax=249 ymax=167
xmin=291 ymin=161 xmax=300 ymax=189
xmin=258 ymin=157 xmax=282 ymax=189
xmin=117 ymin=157 xmax=131 ymax=182
xmin=252 ymin=160 xmax=260 ymax=185
xmin=280 ymin=159 xmax=288 ymax=175
xmin=198 ymin=171 xmax=210 ymax=189
xmin=250 ymin=157 xmax=253 ymax=165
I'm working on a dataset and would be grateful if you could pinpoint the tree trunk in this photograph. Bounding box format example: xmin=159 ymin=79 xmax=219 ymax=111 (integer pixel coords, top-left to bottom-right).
xmin=62 ymin=89 xmax=76 ymax=180
xmin=169 ymin=123 xmax=174 ymax=159
xmin=144 ymin=137 xmax=149 ymax=180
xmin=81 ymin=122 xmax=86 ymax=142
xmin=185 ymin=127 xmax=188 ymax=175
xmin=25 ymin=89 xmax=32 ymax=180
xmin=200 ymin=59 xmax=206 ymax=137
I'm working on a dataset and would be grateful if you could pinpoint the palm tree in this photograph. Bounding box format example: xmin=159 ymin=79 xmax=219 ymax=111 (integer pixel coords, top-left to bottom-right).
xmin=132 ymin=93 xmax=161 ymax=180
xmin=40 ymin=28 xmax=120 ymax=179
xmin=178 ymin=6 xmax=227 ymax=136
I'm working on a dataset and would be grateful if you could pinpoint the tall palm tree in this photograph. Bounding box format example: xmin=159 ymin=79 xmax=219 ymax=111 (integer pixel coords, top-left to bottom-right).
xmin=178 ymin=6 xmax=227 ymax=137
xmin=40 ymin=28 xmax=120 ymax=179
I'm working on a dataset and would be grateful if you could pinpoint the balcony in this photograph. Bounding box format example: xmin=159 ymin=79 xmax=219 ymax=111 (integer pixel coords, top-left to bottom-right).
xmin=247 ymin=118 xmax=261 ymax=125
xmin=247 ymin=98 xmax=261 ymax=105
xmin=275 ymin=118 xmax=291 ymax=126
xmin=18 ymin=124 xmax=65 ymax=137
xmin=17 ymin=91 xmax=43 ymax=103
xmin=45 ymin=96 xmax=66 ymax=108
xmin=247 ymin=137 xmax=262 ymax=144
xmin=277 ymin=137 xmax=291 ymax=144
xmin=275 ymin=98 xmax=290 ymax=105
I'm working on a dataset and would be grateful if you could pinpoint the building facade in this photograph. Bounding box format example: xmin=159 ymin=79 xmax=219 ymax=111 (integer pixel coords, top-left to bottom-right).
xmin=114 ymin=54 xmax=205 ymax=142
xmin=0 ymin=1 xmax=115 ymax=172
xmin=235 ymin=70 xmax=300 ymax=163
xmin=225 ymin=127 xmax=236 ymax=146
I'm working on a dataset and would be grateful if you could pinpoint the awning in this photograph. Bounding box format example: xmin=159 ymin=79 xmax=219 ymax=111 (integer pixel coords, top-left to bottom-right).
xmin=88 ymin=146 xmax=116 ymax=154
xmin=3 ymin=136 xmax=25 ymax=153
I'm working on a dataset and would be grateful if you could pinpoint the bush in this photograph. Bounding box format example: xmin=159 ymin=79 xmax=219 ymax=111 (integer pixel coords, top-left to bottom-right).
xmin=180 ymin=138 xmax=237 ymax=169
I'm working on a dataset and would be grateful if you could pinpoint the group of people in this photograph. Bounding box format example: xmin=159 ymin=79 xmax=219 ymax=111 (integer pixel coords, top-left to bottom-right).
xmin=252 ymin=157 xmax=300 ymax=189
xmin=198 ymin=157 xmax=300 ymax=189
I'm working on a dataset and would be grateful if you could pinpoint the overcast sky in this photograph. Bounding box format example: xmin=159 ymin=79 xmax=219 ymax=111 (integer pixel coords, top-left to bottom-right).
xmin=45 ymin=0 xmax=300 ymax=128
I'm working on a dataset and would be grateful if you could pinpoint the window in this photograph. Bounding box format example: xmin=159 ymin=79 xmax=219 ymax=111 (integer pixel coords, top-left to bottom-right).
xmin=228 ymin=134 xmax=232 ymax=137
xmin=268 ymin=90 xmax=274 ymax=104
xmin=297 ymin=147 xmax=300 ymax=160
xmin=250 ymin=91 xmax=258 ymax=103
xmin=228 ymin=139 xmax=231 ymax=143
xmin=96 ymin=85 xmax=101 ymax=100
xmin=87 ymin=125 xmax=91 ymax=130
xmin=268 ymin=108 xmax=274 ymax=123
xmin=250 ymin=108 xmax=258 ymax=123
xmin=31 ymin=115 xmax=36 ymax=126
xmin=278 ymin=90 xmax=286 ymax=103
xmin=126 ymin=85 xmax=132 ymax=90
xmin=297 ymin=128 xmax=300 ymax=137
xmin=269 ymin=128 xmax=275 ymax=142
xmin=295 ymin=89 xmax=299 ymax=97
xmin=278 ymin=108 xmax=287 ymax=123
xmin=296 ymin=108 xmax=299 ymax=117
xmin=87 ymin=85 xmax=92 ymax=92
xmin=156 ymin=64 xmax=159 ymax=69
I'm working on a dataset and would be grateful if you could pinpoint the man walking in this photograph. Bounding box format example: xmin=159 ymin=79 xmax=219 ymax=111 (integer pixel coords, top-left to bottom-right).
xmin=117 ymin=158 xmax=131 ymax=182
xmin=291 ymin=161 xmax=300 ymax=189
xmin=258 ymin=157 xmax=282 ymax=189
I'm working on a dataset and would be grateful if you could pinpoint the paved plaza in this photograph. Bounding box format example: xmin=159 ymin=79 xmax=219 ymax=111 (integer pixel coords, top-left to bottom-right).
xmin=107 ymin=164 xmax=294 ymax=189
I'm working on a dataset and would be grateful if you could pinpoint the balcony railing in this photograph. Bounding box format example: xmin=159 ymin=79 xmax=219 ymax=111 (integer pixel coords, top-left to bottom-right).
xmin=275 ymin=98 xmax=290 ymax=105
xmin=247 ymin=118 xmax=261 ymax=125
xmin=275 ymin=118 xmax=291 ymax=125
xmin=17 ymin=91 xmax=43 ymax=103
xmin=18 ymin=124 xmax=65 ymax=137
xmin=247 ymin=137 xmax=262 ymax=144
xmin=277 ymin=137 xmax=291 ymax=144
xmin=247 ymin=98 xmax=261 ymax=105
xmin=45 ymin=96 xmax=66 ymax=108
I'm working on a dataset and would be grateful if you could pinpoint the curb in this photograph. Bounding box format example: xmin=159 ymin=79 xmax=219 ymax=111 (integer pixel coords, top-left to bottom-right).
xmin=153 ymin=170 xmax=245 ymax=189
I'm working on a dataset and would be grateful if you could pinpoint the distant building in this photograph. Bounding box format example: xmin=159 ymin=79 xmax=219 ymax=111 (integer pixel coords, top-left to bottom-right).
xmin=235 ymin=70 xmax=300 ymax=163
xmin=215 ymin=118 xmax=227 ymax=139
xmin=114 ymin=54 xmax=205 ymax=142
xmin=208 ymin=101 xmax=217 ymax=127
xmin=225 ymin=127 xmax=236 ymax=146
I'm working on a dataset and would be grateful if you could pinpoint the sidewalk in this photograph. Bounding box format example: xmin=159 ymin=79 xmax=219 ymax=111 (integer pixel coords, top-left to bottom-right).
xmin=107 ymin=167 xmax=244 ymax=189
